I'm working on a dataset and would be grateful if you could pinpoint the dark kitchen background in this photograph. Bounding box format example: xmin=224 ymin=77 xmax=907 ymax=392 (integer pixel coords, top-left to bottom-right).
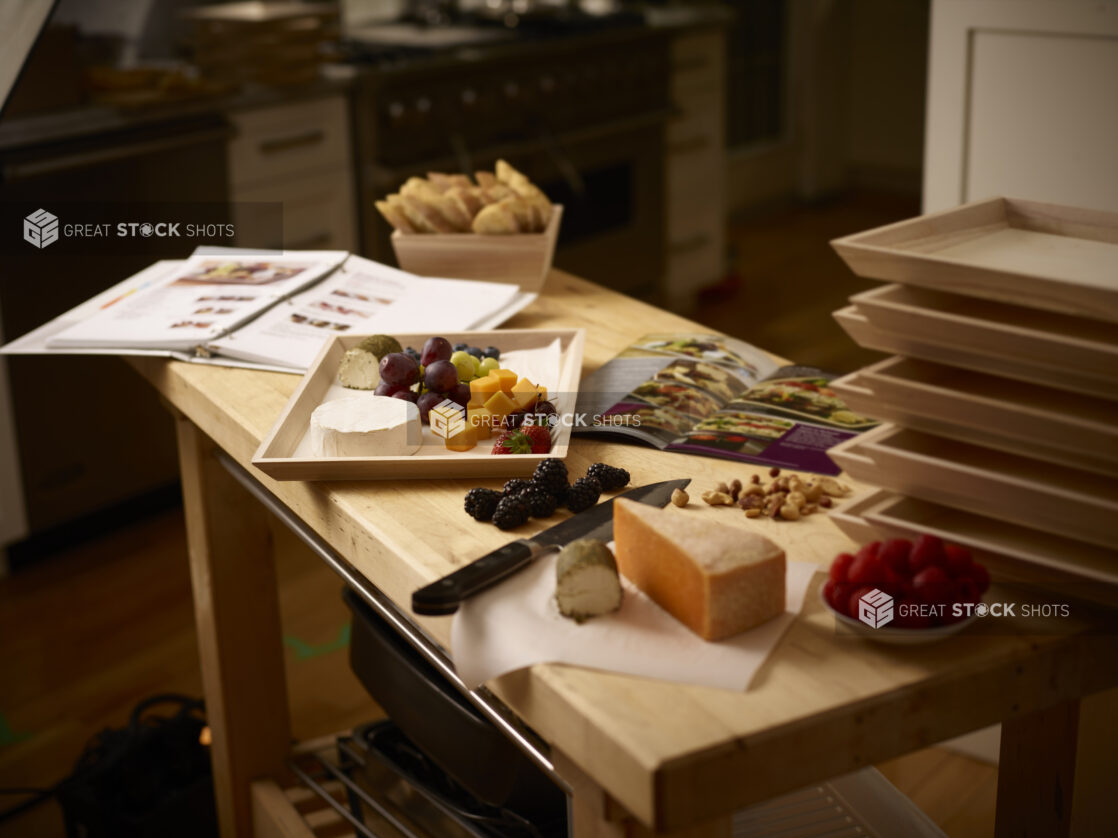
xmin=0 ymin=0 xmax=929 ymax=558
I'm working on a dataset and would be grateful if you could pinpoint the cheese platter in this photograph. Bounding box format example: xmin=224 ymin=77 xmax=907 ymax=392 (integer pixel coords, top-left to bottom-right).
xmin=253 ymin=328 xmax=585 ymax=480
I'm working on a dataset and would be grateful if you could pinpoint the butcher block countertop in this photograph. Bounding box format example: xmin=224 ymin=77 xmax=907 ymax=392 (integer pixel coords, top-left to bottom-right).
xmin=129 ymin=269 xmax=1118 ymax=836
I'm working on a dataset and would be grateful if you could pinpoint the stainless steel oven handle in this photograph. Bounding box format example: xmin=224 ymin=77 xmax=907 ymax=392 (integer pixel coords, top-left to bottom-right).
xmin=213 ymin=450 xmax=568 ymax=793
xmin=1 ymin=126 xmax=232 ymax=181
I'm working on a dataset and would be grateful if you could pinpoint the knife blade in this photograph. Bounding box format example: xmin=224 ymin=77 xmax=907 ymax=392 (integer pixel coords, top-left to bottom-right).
xmin=411 ymin=478 xmax=689 ymax=616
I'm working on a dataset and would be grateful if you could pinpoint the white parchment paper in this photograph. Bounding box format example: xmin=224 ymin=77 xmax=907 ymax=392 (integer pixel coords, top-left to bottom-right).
xmin=451 ymin=554 xmax=816 ymax=692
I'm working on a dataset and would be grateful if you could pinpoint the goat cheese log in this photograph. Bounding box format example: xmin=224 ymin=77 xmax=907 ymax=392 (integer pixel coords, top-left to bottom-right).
xmin=612 ymin=499 xmax=786 ymax=640
xmin=555 ymin=539 xmax=623 ymax=623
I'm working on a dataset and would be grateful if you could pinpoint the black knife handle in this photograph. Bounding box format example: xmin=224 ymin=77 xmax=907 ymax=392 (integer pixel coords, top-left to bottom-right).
xmin=412 ymin=539 xmax=551 ymax=616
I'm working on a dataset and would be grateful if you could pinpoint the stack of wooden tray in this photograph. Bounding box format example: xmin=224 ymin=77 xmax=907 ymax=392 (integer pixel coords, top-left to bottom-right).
xmin=826 ymin=197 xmax=1118 ymax=606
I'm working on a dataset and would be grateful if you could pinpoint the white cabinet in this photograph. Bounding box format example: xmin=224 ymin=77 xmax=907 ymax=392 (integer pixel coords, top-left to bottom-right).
xmin=664 ymin=28 xmax=727 ymax=310
xmin=228 ymin=93 xmax=359 ymax=251
xmin=924 ymin=0 xmax=1118 ymax=213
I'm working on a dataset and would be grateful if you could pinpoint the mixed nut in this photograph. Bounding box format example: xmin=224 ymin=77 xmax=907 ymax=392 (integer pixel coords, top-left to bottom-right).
xmin=700 ymin=467 xmax=850 ymax=521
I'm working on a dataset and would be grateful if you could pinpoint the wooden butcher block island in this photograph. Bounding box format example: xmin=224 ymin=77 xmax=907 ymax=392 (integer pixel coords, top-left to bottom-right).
xmin=128 ymin=270 xmax=1118 ymax=838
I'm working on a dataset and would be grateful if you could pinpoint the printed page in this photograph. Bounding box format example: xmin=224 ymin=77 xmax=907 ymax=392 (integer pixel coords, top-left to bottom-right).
xmin=47 ymin=253 xmax=345 ymax=352
xmin=665 ymin=365 xmax=878 ymax=475
xmin=574 ymin=332 xmax=779 ymax=448
xmin=209 ymin=256 xmax=524 ymax=370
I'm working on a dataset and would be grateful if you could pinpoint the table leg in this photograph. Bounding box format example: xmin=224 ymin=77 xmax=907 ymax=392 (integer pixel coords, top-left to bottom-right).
xmin=996 ymin=686 xmax=1118 ymax=838
xmin=177 ymin=420 xmax=292 ymax=837
xmin=555 ymin=750 xmax=732 ymax=838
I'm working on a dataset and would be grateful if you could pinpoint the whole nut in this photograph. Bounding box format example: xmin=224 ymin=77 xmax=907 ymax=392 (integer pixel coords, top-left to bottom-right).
xmin=803 ymin=504 xmax=818 ymax=515
xmin=738 ymin=494 xmax=764 ymax=510
xmin=715 ymin=481 xmax=730 ymax=495
xmin=819 ymin=496 xmax=833 ymax=508
xmin=671 ymin=488 xmax=689 ymax=507
xmin=787 ymin=491 xmax=807 ymax=507
xmin=769 ymin=466 xmax=781 ymax=478
xmin=819 ymin=477 xmax=851 ymax=497
xmin=750 ymin=474 xmax=761 ymax=485
xmin=779 ymin=502 xmax=801 ymax=520
xmin=701 ymin=490 xmax=734 ymax=506
xmin=803 ymin=481 xmax=824 ymax=502
xmin=745 ymin=484 xmax=765 ymax=497
xmin=744 ymin=508 xmax=761 ymax=519
xmin=729 ymin=478 xmax=743 ymax=501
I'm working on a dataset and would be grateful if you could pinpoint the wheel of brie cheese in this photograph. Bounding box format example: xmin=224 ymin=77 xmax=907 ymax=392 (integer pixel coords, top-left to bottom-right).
xmin=310 ymin=395 xmax=421 ymax=457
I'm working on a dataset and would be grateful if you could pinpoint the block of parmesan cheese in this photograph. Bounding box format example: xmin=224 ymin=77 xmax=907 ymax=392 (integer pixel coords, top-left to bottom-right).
xmin=612 ymin=499 xmax=785 ymax=641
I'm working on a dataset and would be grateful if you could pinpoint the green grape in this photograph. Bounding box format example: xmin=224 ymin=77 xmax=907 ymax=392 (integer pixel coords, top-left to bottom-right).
xmin=450 ymin=350 xmax=478 ymax=381
xmin=479 ymin=356 xmax=500 ymax=373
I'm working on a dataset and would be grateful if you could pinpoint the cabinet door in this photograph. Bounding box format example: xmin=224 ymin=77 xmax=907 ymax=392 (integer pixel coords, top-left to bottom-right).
xmin=924 ymin=0 xmax=1118 ymax=212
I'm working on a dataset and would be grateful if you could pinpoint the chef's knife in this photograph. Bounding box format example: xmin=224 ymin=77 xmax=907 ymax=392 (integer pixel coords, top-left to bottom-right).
xmin=412 ymin=478 xmax=689 ymax=616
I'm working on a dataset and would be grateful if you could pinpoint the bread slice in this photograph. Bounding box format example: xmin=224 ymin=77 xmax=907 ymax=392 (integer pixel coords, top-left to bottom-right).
xmin=375 ymin=199 xmax=416 ymax=233
xmin=612 ymin=499 xmax=786 ymax=640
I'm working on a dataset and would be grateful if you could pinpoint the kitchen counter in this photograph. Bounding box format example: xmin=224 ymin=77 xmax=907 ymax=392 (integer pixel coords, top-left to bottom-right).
xmin=128 ymin=268 xmax=1118 ymax=837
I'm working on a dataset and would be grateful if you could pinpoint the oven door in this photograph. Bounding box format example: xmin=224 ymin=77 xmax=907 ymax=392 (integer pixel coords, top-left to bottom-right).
xmin=363 ymin=109 xmax=668 ymax=298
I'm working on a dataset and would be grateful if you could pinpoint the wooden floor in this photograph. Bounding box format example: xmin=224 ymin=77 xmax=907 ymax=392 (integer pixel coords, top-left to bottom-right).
xmin=0 ymin=192 xmax=997 ymax=837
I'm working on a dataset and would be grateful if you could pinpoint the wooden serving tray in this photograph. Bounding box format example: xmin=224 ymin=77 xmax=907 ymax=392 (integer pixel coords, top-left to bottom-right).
xmin=829 ymin=489 xmax=1118 ymax=608
xmin=830 ymin=372 xmax=1118 ymax=479
xmin=836 ymin=281 xmax=1118 ymax=400
xmin=831 ymin=197 xmax=1118 ymax=322
xmin=829 ymin=424 xmax=1118 ymax=550
xmin=833 ymin=307 xmax=1117 ymax=401
xmin=253 ymin=329 xmax=585 ymax=480
xmin=831 ymin=358 xmax=1118 ymax=473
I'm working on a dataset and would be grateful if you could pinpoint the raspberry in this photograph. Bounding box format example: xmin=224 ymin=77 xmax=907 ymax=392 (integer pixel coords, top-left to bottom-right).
xmin=909 ymin=534 xmax=946 ymax=574
xmin=829 ymin=552 xmax=855 ymax=583
xmin=464 ymin=488 xmax=502 ymax=522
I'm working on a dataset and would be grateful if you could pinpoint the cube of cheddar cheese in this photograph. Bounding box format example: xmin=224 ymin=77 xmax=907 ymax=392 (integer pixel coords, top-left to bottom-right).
xmin=612 ymin=499 xmax=785 ymax=640
xmin=493 ymin=369 xmax=518 ymax=393
xmin=470 ymin=374 xmax=501 ymax=399
xmin=467 ymin=406 xmax=495 ymax=439
xmin=444 ymin=425 xmax=477 ymax=452
xmin=510 ymin=377 xmax=539 ymax=411
xmin=483 ymin=389 xmax=518 ymax=419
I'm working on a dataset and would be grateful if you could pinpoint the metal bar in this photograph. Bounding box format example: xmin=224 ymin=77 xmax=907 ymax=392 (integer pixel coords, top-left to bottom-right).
xmin=214 ymin=450 xmax=568 ymax=793
xmin=287 ymin=756 xmax=386 ymax=838
xmin=300 ymin=746 xmax=426 ymax=838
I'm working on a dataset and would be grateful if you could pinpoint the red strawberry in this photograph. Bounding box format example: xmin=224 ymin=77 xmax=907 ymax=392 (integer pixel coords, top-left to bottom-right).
xmin=490 ymin=426 xmax=551 ymax=455
xmin=912 ymin=566 xmax=954 ymax=605
xmin=521 ymin=424 xmax=552 ymax=454
xmin=967 ymin=561 xmax=991 ymax=594
xmin=848 ymin=552 xmax=885 ymax=588
xmin=878 ymin=539 xmax=912 ymax=575
xmin=829 ymin=552 xmax=856 ymax=583
xmin=909 ymin=534 xmax=947 ymax=574
xmin=944 ymin=543 xmax=974 ymax=578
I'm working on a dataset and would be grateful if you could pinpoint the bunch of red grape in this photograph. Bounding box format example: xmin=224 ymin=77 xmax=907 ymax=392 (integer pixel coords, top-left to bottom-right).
xmin=823 ymin=534 xmax=990 ymax=628
xmin=375 ymin=337 xmax=474 ymax=423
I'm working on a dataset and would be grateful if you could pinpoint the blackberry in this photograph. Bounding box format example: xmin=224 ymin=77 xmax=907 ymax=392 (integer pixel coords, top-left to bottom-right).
xmin=464 ymin=488 xmax=502 ymax=522
xmin=502 ymin=478 xmax=533 ymax=497
xmin=565 ymin=476 xmax=601 ymax=513
xmin=492 ymin=495 xmax=530 ymax=530
xmin=532 ymin=458 xmax=569 ymax=501
xmin=522 ymin=486 xmax=558 ymax=519
xmin=587 ymin=463 xmax=630 ymax=492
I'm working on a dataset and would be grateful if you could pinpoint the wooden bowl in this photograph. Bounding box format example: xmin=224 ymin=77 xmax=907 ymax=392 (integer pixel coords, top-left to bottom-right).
xmin=391 ymin=205 xmax=562 ymax=293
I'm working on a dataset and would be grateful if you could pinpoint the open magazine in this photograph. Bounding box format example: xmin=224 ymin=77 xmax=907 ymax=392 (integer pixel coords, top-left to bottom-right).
xmin=4 ymin=249 xmax=534 ymax=373
xmin=574 ymin=334 xmax=878 ymax=475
